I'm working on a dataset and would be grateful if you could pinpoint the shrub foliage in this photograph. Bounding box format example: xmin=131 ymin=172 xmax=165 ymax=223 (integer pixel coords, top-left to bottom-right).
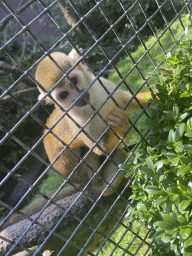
xmin=122 ymin=21 xmax=192 ymax=256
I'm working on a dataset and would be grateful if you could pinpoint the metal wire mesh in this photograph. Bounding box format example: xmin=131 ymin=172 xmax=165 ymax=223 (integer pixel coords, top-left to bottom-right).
xmin=0 ymin=0 xmax=191 ymax=255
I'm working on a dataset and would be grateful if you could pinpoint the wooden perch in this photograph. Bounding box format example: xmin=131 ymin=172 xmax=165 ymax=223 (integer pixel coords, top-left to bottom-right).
xmin=0 ymin=191 xmax=94 ymax=254
xmin=0 ymin=180 xmax=130 ymax=255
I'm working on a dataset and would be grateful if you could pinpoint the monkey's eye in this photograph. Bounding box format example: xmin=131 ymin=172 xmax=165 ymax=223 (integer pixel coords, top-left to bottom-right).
xmin=70 ymin=77 xmax=78 ymax=87
xmin=59 ymin=91 xmax=68 ymax=100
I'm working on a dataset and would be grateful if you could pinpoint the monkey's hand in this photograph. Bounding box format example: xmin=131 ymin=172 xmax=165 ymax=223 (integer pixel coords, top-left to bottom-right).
xmin=106 ymin=107 xmax=128 ymax=134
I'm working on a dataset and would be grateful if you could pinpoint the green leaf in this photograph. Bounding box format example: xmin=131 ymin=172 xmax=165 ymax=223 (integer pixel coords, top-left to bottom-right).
xmin=168 ymin=129 xmax=176 ymax=144
xmin=177 ymin=165 xmax=190 ymax=176
xmin=119 ymin=163 xmax=128 ymax=170
xmin=178 ymin=112 xmax=190 ymax=122
xmin=174 ymin=141 xmax=184 ymax=153
xmin=178 ymin=200 xmax=191 ymax=212
xmin=175 ymin=123 xmax=185 ymax=141
xmin=161 ymin=232 xmax=173 ymax=243
xmin=155 ymin=160 xmax=164 ymax=171
xmin=184 ymin=237 xmax=192 ymax=248
xmin=187 ymin=117 xmax=192 ymax=130
xmin=146 ymin=157 xmax=154 ymax=170
xmin=140 ymin=166 xmax=154 ymax=176
xmin=145 ymin=186 xmax=166 ymax=195
xmin=152 ymin=230 xmax=164 ymax=239
xmin=180 ymin=228 xmax=192 ymax=240
xmin=137 ymin=203 xmax=148 ymax=214
xmin=166 ymin=152 xmax=178 ymax=158
xmin=165 ymin=152 xmax=179 ymax=166
xmin=185 ymin=132 xmax=192 ymax=138
xmin=153 ymin=197 xmax=167 ymax=206
xmin=183 ymin=144 xmax=192 ymax=151
xmin=173 ymin=104 xmax=179 ymax=117
xmin=167 ymin=187 xmax=182 ymax=195
xmin=181 ymin=91 xmax=190 ymax=98
xmin=164 ymin=110 xmax=175 ymax=120
xmin=174 ymin=66 xmax=180 ymax=76
xmin=161 ymin=214 xmax=180 ymax=226
xmin=184 ymin=251 xmax=192 ymax=256
xmin=154 ymin=221 xmax=174 ymax=230
xmin=170 ymin=157 xmax=179 ymax=166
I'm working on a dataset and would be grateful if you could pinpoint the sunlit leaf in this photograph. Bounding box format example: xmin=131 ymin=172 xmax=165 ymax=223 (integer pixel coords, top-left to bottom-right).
xmin=154 ymin=221 xmax=174 ymax=230
xmin=178 ymin=200 xmax=191 ymax=212
xmin=187 ymin=117 xmax=192 ymax=130
xmin=184 ymin=237 xmax=192 ymax=248
xmin=185 ymin=132 xmax=192 ymax=138
xmin=178 ymin=112 xmax=190 ymax=122
xmin=145 ymin=186 xmax=166 ymax=195
xmin=175 ymin=123 xmax=185 ymax=141
xmin=146 ymin=157 xmax=154 ymax=170
xmin=167 ymin=187 xmax=182 ymax=195
xmin=173 ymin=104 xmax=179 ymax=117
xmin=168 ymin=129 xmax=175 ymax=144
xmin=177 ymin=165 xmax=190 ymax=176
xmin=180 ymin=228 xmax=192 ymax=240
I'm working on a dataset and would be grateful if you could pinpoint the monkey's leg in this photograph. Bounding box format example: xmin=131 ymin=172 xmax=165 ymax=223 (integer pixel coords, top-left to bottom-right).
xmin=97 ymin=149 xmax=127 ymax=197
xmin=76 ymin=147 xmax=102 ymax=184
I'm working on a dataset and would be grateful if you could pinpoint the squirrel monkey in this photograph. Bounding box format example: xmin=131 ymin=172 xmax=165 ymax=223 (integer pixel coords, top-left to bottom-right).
xmin=35 ymin=50 xmax=152 ymax=196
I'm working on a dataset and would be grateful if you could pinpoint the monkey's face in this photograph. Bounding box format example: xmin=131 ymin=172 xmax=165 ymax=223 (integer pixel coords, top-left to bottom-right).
xmin=50 ymin=70 xmax=91 ymax=110
xmin=35 ymin=52 xmax=92 ymax=111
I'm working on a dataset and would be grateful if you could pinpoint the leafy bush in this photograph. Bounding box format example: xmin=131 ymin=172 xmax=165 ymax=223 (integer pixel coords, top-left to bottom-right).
xmin=121 ymin=20 xmax=192 ymax=256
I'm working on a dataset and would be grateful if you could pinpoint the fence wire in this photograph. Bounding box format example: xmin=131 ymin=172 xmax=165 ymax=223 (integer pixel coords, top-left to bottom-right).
xmin=0 ymin=0 xmax=191 ymax=255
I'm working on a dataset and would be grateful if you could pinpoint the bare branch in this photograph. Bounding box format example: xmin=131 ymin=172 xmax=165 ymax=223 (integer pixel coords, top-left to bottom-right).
xmin=0 ymin=0 xmax=36 ymax=31
xmin=0 ymin=61 xmax=34 ymax=82
xmin=1 ymin=88 xmax=37 ymax=101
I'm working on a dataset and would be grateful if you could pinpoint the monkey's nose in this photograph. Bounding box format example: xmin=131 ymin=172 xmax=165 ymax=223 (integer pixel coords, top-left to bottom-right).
xmin=75 ymin=90 xmax=90 ymax=107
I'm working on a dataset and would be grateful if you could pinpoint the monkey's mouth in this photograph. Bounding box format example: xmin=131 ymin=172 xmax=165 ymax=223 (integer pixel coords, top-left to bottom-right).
xmin=75 ymin=90 xmax=90 ymax=107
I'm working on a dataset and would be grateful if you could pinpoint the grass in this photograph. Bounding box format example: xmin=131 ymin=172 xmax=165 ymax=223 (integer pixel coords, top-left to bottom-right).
xmin=97 ymin=220 xmax=152 ymax=256
xmin=30 ymin=168 xmax=64 ymax=202
xmin=108 ymin=14 xmax=191 ymax=145
xmin=108 ymin=15 xmax=190 ymax=89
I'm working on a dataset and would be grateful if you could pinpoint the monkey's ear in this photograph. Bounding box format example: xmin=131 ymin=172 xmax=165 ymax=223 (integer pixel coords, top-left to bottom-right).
xmin=68 ymin=49 xmax=85 ymax=71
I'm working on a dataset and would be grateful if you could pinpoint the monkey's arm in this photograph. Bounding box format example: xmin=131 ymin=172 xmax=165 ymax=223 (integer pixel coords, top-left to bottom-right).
xmin=100 ymin=91 xmax=152 ymax=154
xmin=106 ymin=91 xmax=152 ymax=134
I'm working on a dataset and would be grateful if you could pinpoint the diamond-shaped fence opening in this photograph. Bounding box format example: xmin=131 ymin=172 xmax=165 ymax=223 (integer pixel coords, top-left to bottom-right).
xmin=0 ymin=0 xmax=191 ymax=255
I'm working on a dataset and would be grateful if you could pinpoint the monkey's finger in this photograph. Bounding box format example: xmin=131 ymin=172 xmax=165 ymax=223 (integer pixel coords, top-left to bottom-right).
xmin=107 ymin=120 xmax=128 ymax=133
xmin=107 ymin=112 xmax=128 ymax=125
xmin=109 ymin=107 xmax=128 ymax=124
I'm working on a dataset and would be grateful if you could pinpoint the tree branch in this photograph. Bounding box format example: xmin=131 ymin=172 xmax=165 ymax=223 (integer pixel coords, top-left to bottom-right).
xmin=0 ymin=180 xmax=130 ymax=255
xmin=0 ymin=0 xmax=36 ymax=31
xmin=1 ymin=88 xmax=37 ymax=101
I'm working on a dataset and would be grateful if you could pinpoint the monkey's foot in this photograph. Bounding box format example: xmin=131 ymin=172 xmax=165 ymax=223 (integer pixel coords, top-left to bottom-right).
xmin=106 ymin=107 xmax=128 ymax=133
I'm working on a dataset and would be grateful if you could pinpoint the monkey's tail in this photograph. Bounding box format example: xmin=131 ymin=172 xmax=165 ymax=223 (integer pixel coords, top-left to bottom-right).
xmin=124 ymin=91 xmax=155 ymax=113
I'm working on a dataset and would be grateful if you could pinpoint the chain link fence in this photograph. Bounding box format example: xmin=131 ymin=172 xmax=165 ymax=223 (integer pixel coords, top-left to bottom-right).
xmin=0 ymin=0 xmax=191 ymax=255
